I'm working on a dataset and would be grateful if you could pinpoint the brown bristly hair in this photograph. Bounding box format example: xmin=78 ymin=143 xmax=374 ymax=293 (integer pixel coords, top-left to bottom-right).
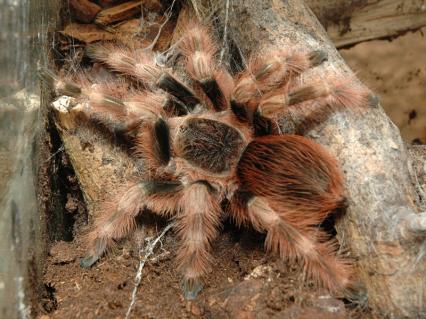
xmin=126 ymin=90 xmax=167 ymax=120
xmin=57 ymin=74 xmax=145 ymax=134
xmin=178 ymin=20 xmax=233 ymax=111
xmin=178 ymin=19 xmax=216 ymax=82
xmin=175 ymin=182 xmax=221 ymax=282
xmin=133 ymin=119 xmax=170 ymax=172
xmin=86 ymin=42 xmax=162 ymax=87
xmin=178 ymin=21 xmax=217 ymax=61
xmin=237 ymin=135 xmax=345 ymax=219
xmin=235 ymin=134 xmax=351 ymax=290
xmin=231 ymin=48 xmax=326 ymax=107
xmin=233 ymin=195 xmax=352 ymax=291
xmin=83 ymin=180 xmax=183 ymax=268
xmin=257 ymin=76 xmax=372 ymax=123
xmin=84 ymin=182 xmax=146 ymax=261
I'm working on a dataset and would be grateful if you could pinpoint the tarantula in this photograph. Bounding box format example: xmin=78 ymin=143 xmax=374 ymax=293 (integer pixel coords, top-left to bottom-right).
xmin=46 ymin=20 xmax=373 ymax=299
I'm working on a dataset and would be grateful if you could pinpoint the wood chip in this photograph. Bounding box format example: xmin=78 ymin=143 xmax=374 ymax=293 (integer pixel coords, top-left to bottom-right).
xmin=95 ymin=0 xmax=164 ymax=26
xmin=95 ymin=1 xmax=142 ymax=26
xmin=59 ymin=23 xmax=115 ymax=43
xmin=69 ymin=0 xmax=102 ymax=24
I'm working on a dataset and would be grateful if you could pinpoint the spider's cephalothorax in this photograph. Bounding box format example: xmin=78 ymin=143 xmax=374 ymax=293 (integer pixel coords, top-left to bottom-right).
xmin=47 ymin=20 xmax=374 ymax=299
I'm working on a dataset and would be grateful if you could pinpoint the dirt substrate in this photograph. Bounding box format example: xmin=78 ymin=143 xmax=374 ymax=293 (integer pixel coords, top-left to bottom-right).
xmin=41 ymin=221 xmax=355 ymax=319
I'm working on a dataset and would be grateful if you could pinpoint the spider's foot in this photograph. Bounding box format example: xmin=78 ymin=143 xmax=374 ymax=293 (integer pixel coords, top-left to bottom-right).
xmin=80 ymin=253 xmax=100 ymax=268
xmin=181 ymin=277 xmax=203 ymax=300
xmin=368 ymin=93 xmax=380 ymax=108
xmin=51 ymin=95 xmax=78 ymax=114
xmin=309 ymin=49 xmax=328 ymax=66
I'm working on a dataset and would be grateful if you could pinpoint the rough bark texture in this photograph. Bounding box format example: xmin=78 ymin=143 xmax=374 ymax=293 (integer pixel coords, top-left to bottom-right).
xmin=52 ymin=111 xmax=139 ymax=221
xmin=306 ymin=0 xmax=426 ymax=48
xmin=205 ymin=0 xmax=426 ymax=317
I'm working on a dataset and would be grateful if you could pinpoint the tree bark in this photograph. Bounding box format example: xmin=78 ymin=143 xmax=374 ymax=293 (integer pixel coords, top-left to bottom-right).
xmin=307 ymin=0 xmax=426 ymax=48
xmin=205 ymin=0 xmax=426 ymax=317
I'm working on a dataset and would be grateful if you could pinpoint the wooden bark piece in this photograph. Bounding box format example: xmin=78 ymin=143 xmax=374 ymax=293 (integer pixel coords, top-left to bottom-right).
xmin=69 ymin=0 xmax=102 ymax=24
xmin=95 ymin=0 xmax=163 ymax=26
xmin=95 ymin=1 xmax=144 ymax=26
xmin=306 ymin=0 xmax=426 ymax=48
xmin=59 ymin=23 xmax=115 ymax=43
xmin=207 ymin=0 xmax=426 ymax=317
xmin=53 ymin=106 xmax=139 ymax=218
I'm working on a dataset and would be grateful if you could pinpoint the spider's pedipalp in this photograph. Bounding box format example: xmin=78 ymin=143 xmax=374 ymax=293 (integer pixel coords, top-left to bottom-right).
xmin=175 ymin=182 xmax=221 ymax=300
xmin=134 ymin=117 xmax=171 ymax=169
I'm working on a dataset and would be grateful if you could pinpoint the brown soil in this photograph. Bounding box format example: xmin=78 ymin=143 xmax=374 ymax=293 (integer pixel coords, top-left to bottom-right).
xmin=41 ymin=219 xmax=345 ymax=319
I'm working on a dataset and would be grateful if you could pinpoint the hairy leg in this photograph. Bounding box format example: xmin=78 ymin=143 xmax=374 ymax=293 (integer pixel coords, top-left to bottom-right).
xmin=42 ymin=69 xmax=172 ymax=135
xmin=175 ymin=182 xmax=222 ymax=299
xmin=87 ymin=42 xmax=204 ymax=112
xmin=178 ymin=21 xmax=234 ymax=111
xmin=81 ymin=180 xmax=183 ymax=268
xmin=254 ymin=72 xmax=379 ymax=136
xmin=230 ymin=194 xmax=352 ymax=291
xmin=230 ymin=48 xmax=327 ymax=123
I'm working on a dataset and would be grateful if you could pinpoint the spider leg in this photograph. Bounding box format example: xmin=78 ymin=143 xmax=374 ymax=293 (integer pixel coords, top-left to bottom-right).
xmin=87 ymin=42 xmax=203 ymax=112
xmin=230 ymin=49 xmax=327 ymax=122
xmin=178 ymin=22 xmax=234 ymax=111
xmin=175 ymin=181 xmax=221 ymax=300
xmin=86 ymin=43 xmax=162 ymax=88
xmin=255 ymin=78 xmax=375 ymax=136
xmin=42 ymin=70 xmax=160 ymax=135
xmin=134 ymin=115 xmax=172 ymax=173
xmin=81 ymin=180 xmax=183 ymax=268
xmin=233 ymin=135 xmax=352 ymax=291
xmin=230 ymin=195 xmax=352 ymax=291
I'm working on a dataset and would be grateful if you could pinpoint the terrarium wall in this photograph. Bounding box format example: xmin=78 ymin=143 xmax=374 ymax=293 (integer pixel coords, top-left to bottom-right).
xmin=0 ymin=0 xmax=59 ymax=318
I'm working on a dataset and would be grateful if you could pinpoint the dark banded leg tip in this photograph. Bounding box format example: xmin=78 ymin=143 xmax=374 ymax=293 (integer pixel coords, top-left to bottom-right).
xmin=80 ymin=254 xmax=100 ymax=268
xmin=181 ymin=278 xmax=203 ymax=300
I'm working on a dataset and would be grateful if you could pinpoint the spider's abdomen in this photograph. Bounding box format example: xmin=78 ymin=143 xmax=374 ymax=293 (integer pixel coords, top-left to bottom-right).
xmin=237 ymin=135 xmax=345 ymax=215
xmin=176 ymin=118 xmax=245 ymax=173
